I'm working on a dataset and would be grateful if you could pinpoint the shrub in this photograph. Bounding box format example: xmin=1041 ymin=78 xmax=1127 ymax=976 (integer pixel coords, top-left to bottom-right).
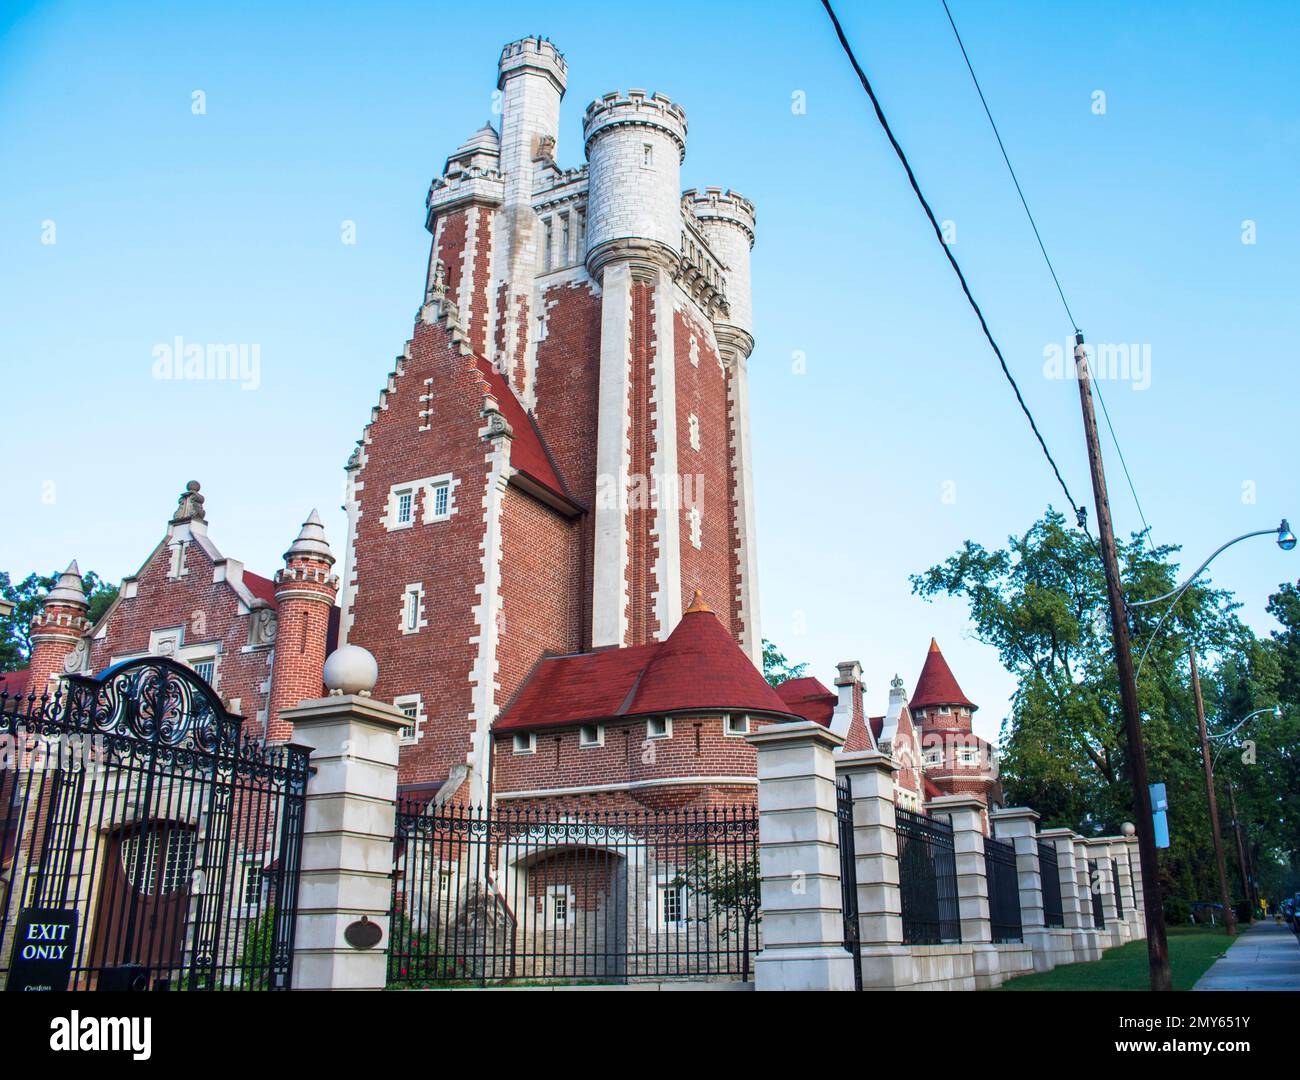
xmin=1234 ymin=900 xmax=1253 ymax=924
xmin=1163 ymin=896 xmax=1192 ymax=925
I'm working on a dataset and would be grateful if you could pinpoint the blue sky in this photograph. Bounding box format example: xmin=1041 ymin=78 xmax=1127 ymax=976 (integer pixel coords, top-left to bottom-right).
xmin=2 ymin=1 xmax=1297 ymax=742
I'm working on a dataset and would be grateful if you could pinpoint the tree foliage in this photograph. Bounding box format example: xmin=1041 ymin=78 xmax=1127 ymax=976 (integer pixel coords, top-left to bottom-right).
xmin=761 ymin=639 xmax=807 ymax=688
xmin=0 ymin=569 xmax=118 ymax=673
xmin=912 ymin=508 xmax=1297 ymax=905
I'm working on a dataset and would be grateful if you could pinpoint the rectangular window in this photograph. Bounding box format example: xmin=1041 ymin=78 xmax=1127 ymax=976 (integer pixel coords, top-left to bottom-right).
xmin=646 ymin=717 xmax=671 ymax=740
xmin=190 ymin=657 xmax=216 ymax=686
xmin=724 ymin=714 xmax=749 ymax=737
xmin=543 ymin=217 xmax=554 ymax=271
xmin=405 ymin=591 xmax=419 ymax=630
xmin=546 ymin=885 xmax=571 ymax=929
xmin=431 ymin=482 xmax=449 ymax=519
xmin=400 ymin=585 xmax=424 ymax=636
xmin=560 ymin=213 xmax=571 ymax=264
xmin=512 ymin=732 xmax=536 ymax=755
xmin=958 ymin=748 xmax=980 ymax=766
xmin=241 ymin=862 xmax=265 ymax=909
xmin=660 ymin=883 xmax=685 ymax=925
xmin=642 ymin=143 xmax=654 ymax=167
xmin=396 ymin=490 xmax=414 ymax=525
xmin=394 ymin=694 xmax=423 ymax=744
xmin=578 ymin=724 xmax=604 ymax=748
xmin=923 ymin=748 xmax=943 ymax=767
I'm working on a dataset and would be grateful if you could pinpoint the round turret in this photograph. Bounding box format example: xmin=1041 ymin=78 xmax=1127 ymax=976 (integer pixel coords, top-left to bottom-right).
xmin=684 ymin=188 xmax=757 ymax=352
xmin=583 ymin=90 xmax=688 ymax=278
xmin=497 ymin=36 xmax=567 ymax=95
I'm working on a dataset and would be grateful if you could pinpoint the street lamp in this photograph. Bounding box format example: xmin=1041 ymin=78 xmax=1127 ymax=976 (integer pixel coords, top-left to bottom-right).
xmin=1208 ymin=705 xmax=1283 ymax=742
xmin=1133 ymin=520 xmax=1295 ymax=683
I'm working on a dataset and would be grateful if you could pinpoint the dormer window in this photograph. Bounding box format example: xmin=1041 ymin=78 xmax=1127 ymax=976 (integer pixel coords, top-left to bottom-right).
xmin=938 ymin=705 xmax=952 ymax=715
xmin=646 ymin=717 xmax=672 ymax=740
xmin=579 ymin=724 xmax=604 ymax=749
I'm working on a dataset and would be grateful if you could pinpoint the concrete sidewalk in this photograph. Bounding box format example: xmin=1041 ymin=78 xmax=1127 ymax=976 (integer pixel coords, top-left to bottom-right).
xmin=1192 ymin=920 xmax=1300 ymax=991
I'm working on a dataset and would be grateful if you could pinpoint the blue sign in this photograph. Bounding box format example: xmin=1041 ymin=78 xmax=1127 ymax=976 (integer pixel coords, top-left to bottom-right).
xmin=1150 ymin=783 xmax=1170 ymax=848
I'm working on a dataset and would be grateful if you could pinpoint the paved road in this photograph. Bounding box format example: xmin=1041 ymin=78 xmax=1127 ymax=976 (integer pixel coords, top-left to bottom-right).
xmin=1192 ymin=920 xmax=1300 ymax=991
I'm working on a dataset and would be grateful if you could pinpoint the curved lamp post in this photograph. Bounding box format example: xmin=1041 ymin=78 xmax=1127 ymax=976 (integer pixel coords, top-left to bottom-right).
xmin=1133 ymin=520 xmax=1295 ymax=682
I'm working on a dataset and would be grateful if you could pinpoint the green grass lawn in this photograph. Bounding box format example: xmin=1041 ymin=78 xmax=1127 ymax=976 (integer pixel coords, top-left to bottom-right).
xmin=994 ymin=926 xmax=1233 ymax=991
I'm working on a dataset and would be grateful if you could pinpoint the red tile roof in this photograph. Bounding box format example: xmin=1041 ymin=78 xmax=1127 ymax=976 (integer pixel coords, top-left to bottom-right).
xmin=869 ymin=714 xmax=885 ymax=742
xmin=473 ymin=356 xmax=569 ymax=505
xmin=775 ymin=677 xmax=837 ymax=727
xmin=496 ymin=601 xmax=798 ymax=732
xmin=0 ymin=668 xmax=31 ymax=701
xmin=243 ymin=571 xmax=279 ymax=609
xmin=911 ymin=638 xmax=977 ymax=710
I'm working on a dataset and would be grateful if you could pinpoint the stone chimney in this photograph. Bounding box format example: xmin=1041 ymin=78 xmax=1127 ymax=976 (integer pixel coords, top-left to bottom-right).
xmin=830 ymin=659 xmax=863 ymax=742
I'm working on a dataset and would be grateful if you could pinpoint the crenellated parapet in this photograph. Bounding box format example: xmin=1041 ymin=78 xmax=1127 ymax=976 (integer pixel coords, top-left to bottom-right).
xmin=582 ymin=90 xmax=688 ymax=163
xmin=684 ymin=187 xmax=757 ymax=354
xmin=498 ymin=35 xmax=567 ymax=95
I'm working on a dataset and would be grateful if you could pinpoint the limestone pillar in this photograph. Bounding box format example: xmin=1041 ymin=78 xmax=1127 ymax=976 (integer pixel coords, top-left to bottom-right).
xmin=285 ymin=684 xmax=407 ymax=990
xmin=1123 ymin=834 xmax=1147 ymax=939
xmin=991 ymin=806 xmax=1053 ymax=972
xmin=1039 ymin=827 xmax=1082 ymax=964
xmin=931 ymin=794 xmax=998 ymax=988
xmin=746 ymin=721 xmax=856 ymax=991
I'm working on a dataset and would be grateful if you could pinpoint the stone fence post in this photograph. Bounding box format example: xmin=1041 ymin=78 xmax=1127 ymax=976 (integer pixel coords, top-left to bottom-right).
xmin=284 ymin=691 xmax=408 ymax=990
xmin=836 ymin=750 xmax=912 ymax=989
xmin=930 ymin=794 xmax=998 ymax=988
xmin=991 ymin=806 xmax=1053 ymax=972
xmin=1038 ymin=827 xmax=1081 ymax=964
xmin=1072 ymin=834 xmax=1101 ymax=961
xmin=747 ymin=721 xmax=856 ymax=991
xmin=1123 ymin=833 xmax=1147 ymax=939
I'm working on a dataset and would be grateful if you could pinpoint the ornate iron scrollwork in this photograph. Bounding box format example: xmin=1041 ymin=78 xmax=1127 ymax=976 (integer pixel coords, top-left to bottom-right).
xmin=62 ymin=657 xmax=242 ymax=755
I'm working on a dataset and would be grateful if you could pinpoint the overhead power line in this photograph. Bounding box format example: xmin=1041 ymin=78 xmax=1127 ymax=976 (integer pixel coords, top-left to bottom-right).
xmin=819 ymin=0 xmax=1091 ymax=536
xmin=938 ymin=0 xmax=1157 ymax=554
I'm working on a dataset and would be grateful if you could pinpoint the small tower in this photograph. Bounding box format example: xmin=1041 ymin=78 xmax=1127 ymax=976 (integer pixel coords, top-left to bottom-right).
xmin=583 ymin=89 xmax=688 ymax=279
xmin=266 ymin=510 xmax=339 ymax=742
xmin=911 ymin=639 xmax=998 ymax=808
xmin=28 ymin=561 xmax=91 ymax=694
xmin=683 ymin=188 xmax=756 ymax=361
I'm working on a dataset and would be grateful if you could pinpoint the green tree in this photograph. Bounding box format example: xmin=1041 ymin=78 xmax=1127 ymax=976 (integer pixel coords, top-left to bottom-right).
xmin=911 ymin=508 xmax=1252 ymax=902
xmin=0 ymin=569 xmax=118 ymax=672
xmin=761 ymin=639 xmax=807 ymax=688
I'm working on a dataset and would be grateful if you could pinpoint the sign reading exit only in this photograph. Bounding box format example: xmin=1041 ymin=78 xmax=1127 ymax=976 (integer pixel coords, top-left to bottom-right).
xmin=6 ymin=908 xmax=78 ymax=991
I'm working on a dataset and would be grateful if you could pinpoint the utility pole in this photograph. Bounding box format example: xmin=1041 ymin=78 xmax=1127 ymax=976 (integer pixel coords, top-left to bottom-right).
xmin=1188 ymin=646 xmax=1235 ymax=935
xmin=1072 ymin=333 xmax=1172 ymax=990
xmin=1225 ymin=780 xmax=1256 ymax=912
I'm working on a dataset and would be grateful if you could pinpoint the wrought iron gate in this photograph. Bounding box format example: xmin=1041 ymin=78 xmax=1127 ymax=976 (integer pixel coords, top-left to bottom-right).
xmin=835 ymin=776 xmax=862 ymax=990
xmin=0 ymin=658 xmax=308 ymax=990
xmin=896 ymin=807 xmax=961 ymax=945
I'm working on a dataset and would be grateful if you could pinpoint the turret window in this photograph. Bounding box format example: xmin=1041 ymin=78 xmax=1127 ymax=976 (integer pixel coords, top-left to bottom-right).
xmin=512 ymin=732 xmax=536 ymax=755
xmin=688 ymin=413 xmax=700 ymax=451
xmin=578 ymin=724 xmax=604 ymax=748
xmin=724 ymin=715 xmax=749 ymax=737
xmin=646 ymin=717 xmax=672 ymax=740
xmin=642 ymin=143 xmax=654 ymax=167
xmin=393 ymin=694 xmax=424 ymax=744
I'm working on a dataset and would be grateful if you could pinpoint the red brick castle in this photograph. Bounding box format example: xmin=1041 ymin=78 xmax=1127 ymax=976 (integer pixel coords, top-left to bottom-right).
xmin=12 ymin=37 xmax=1000 ymax=821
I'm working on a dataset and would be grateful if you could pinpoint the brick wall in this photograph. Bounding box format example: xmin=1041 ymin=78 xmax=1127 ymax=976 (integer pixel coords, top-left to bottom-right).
xmin=347 ymin=316 xmax=496 ymax=788
xmin=674 ymin=309 xmax=736 ymax=630
xmin=87 ymin=542 xmax=275 ymax=735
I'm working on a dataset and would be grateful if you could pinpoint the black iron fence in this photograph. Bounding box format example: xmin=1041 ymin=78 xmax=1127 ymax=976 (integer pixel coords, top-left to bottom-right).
xmin=984 ymin=834 xmax=1022 ymax=943
xmin=1088 ymin=859 xmax=1105 ymax=928
xmin=388 ymin=801 xmax=760 ymax=986
xmin=895 ymin=807 xmax=960 ymax=945
xmin=1038 ymin=839 xmax=1065 ymax=928
xmin=836 ymin=776 xmax=862 ymax=990
xmin=0 ymin=659 xmax=307 ymax=991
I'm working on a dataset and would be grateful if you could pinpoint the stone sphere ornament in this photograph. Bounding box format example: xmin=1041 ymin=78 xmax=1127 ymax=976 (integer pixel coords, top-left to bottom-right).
xmin=1121 ymin=821 xmax=1136 ymax=837
xmin=323 ymin=644 xmax=379 ymax=696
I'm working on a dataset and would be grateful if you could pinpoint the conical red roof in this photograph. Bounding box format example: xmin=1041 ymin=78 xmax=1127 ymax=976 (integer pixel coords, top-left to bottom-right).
xmin=910 ymin=638 xmax=977 ymax=710
xmin=626 ymin=599 xmax=794 ymax=716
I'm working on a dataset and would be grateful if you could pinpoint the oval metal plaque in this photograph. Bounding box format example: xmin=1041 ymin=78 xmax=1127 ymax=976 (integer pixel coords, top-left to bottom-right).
xmin=344 ymin=916 xmax=383 ymax=950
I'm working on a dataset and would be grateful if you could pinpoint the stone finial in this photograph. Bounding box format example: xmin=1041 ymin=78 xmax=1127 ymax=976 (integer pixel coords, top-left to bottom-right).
xmin=46 ymin=561 xmax=88 ymax=608
xmin=890 ymin=673 xmax=905 ymax=691
xmin=172 ymin=480 xmax=206 ymax=523
xmin=1121 ymin=821 xmax=1136 ymax=837
xmin=284 ymin=509 xmax=335 ymax=566
xmin=834 ymin=660 xmax=862 ymax=687
xmin=323 ymin=645 xmax=378 ymax=697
